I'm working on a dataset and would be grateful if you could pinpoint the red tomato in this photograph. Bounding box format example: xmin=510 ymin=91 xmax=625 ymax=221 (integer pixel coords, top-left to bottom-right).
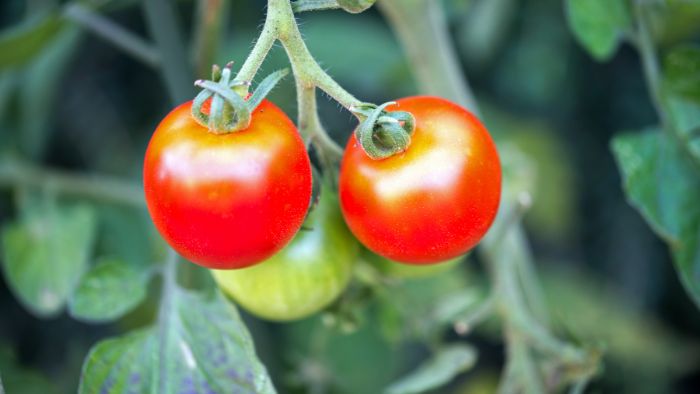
xmin=339 ymin=96 xmax=501 ymax=264
xmin=143 ymin=100 xmax=312 ymax=269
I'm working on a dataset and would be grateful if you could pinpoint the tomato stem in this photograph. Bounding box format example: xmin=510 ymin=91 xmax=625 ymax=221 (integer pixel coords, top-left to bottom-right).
xmin=379 ymin=0 xmax=479 ymax=114
xmin=232 ymin=0 xmax=418 ymax=160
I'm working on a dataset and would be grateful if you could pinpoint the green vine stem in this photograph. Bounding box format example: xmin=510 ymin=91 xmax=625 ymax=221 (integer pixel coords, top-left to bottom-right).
xmin=378 ymin=0 xmax=479 ymax=114
xmin=0 ymin=159 xmax=143 ymax=207
xmin=156 ymin=248 xmax=180 ymax=386
xmin=632 ymin=0 xmax=666 ymax=128
xmin=379 ymin=0 xmax=599 ymax=391
xmin=192 ymin=0 xmax=229 ymax=78
xmin=142 ymin=0 xmax=194 ymax=103
xmin=232 ymin=0 xmax=364 ymax=159
xmin=64 ymin=4 xmax=160 ymax=68
xmin=229 ymin=0 xmax=414 ymax=161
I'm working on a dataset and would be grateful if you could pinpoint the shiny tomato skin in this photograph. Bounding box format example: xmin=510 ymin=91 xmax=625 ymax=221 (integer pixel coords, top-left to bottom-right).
xmin=339 ymin=96 xmax=501 ymax=264
xmin=212 ymin=182 xmax=358 ymax=321
xmin=143 ymin=99 xmax=312 ymax=269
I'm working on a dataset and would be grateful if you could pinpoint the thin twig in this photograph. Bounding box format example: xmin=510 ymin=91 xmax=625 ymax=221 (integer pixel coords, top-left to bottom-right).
xmin=378 ymin=0 xmax=479 ymax=114
xmin=142 ymin=0 xmax=194 ymax=103
xmin=64 ymin=4 xmax=160 ymax=68
xmin=192 ymin=0 xmax=229 ymax=78
xmin=0 ymin=160 xmax=143 ymax=207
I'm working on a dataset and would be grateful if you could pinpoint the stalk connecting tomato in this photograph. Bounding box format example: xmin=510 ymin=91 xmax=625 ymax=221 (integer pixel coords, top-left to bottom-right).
xmin=143 ymin=99 xmax=312 ymax=269
xmin=339 ymin=96 xmax=501 ymax=264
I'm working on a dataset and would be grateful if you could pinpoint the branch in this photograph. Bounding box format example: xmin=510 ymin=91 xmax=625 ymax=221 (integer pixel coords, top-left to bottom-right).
xmin=192 ymin=0 xmax=229 ymax=78
xmin=142 ymin=0 xmax=194 ymax=103
xmin=378 ymin=0 xmax=479 ymax=114
xmin=0 ymin=160 xmax=143 ymax=207
xmin=64 ymin=4 xmax=160 ymax=68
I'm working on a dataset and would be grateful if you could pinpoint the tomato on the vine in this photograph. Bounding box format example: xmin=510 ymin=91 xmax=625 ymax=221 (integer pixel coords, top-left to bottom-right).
xmin=143 ymin=99 xmax=312 ymax=269
xmin=212 ymin=181 xmax=358 ymax=321
xmin=339 ymin=96 xmax=501 ymax=264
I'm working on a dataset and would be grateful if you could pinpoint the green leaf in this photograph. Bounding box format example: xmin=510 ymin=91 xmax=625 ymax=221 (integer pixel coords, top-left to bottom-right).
xmin=541 ymin=267 xmax=691 ymax=393
xmin=611 ymin=131 xmax=700 ymax=308
xmin=663 ymin=93 xmax=700 ymax=165
xmin=1 ymin=203 xmax=97 ymax=317
xmin=80 ymin=288 xmax=276 ymax=393
xmin=0 ymin=12 xmax=64 ymax=68
xmin=68 ymin=258 xmax=150 ymax=323
xmin=664 ymin=45 xmax=700 ymax=101
xmin=649 ymin=0 xmax=700 ymax=46
xmin=565 ymin=0 xmax=630 ymax=61
xmin=384 ymin=344 xmax=477 ymax=394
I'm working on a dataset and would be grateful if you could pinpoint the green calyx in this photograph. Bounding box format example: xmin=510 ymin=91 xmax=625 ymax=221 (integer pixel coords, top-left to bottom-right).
xmin=191 ymin=63 xmax=289 ymax=134
xmin=337 ymin=0 xmax=376 ymax=13
xmin=352 ymin=102 xmax=415 ymax=160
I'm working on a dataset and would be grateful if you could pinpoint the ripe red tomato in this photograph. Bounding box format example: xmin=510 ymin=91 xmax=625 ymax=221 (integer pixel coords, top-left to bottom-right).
xmin=339 ymin=96 xmax=501 ymax=264
xmin=212 ymin=182 xmax=358 ymax=321
xmin=143 ymin=100 xmax=312 ymax=269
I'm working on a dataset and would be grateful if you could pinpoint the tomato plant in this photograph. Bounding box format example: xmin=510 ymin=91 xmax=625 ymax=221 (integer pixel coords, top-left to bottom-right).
xmin=143 ymin=99 xmax=312 ymax=269
xmin=5 ymin=0 xmax=697 ymax=392
xmin=339 ymin=96 xmax=501 ymax=264
xmin=364 ymin=248 xmax=462 ymax=279
xmin=212 ymin=181 xmax=358 ymax=321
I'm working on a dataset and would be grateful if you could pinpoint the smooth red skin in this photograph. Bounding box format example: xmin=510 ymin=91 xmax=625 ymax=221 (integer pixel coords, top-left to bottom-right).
xmin=144 ymin=100 xmax=312 ymax=269
xmin=339 ymin=96 xmax=501 ymax=264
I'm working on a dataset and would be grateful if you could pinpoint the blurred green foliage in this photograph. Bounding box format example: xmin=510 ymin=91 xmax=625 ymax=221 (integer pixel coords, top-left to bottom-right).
xmin=1 ymin=0 xmax=700 ymax=393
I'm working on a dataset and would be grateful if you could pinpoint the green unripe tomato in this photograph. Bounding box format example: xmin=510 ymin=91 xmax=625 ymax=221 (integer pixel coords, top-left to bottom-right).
xmin=212 ymin=182 xmax=359 ymax=321
xmin=338 ymin=0 xmax=376 ymax=13
xmin=364 ymin=248 xmax=463 ymax=279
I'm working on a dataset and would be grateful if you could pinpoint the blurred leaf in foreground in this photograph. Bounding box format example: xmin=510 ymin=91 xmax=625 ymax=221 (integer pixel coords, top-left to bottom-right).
xmin=384 ymin=344 xmax=477 ymax=394
xmin=0 ymin=346 xmax=59 ymax=394
xmin=612 ymin=130 xmax=700 ymax=309
xmin=543 ymin=266 xmax=697 ymax=392
xmin=1 ymin=202 xmax=96 ymax=317
xmin=80 ymin=287 xmax=275 ymax=394
xmin=0 ymin=12 xmax=64 ymax=68
xmin=565 ymin=0 xmax=630 ymax=61
xmin=68 ymin=257 xmax=151 ymax=323
xmin=664 ymin=45 xmax=700 ymax=101
xmin=662 ymin=45 xmax=700 ymax=165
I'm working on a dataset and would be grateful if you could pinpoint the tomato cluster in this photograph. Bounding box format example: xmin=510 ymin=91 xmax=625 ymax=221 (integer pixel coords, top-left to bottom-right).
xmin=144 ymin=95 xmax=501 ymax=320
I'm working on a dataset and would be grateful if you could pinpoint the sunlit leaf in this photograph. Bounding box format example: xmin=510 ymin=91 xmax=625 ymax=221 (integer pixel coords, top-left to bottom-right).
xmin=611 ymin=130 xmax=700 ymax=309
xmin=664 ymin=45 xmax=700 ymax=101
xmin=1 ymin=203 xmax=97 ymax=317
xmin=80 ymin=288 xmax=276 ymax=393
xmin=69 ymin=258 xmax=150 ymax=323
xmin=384 ymin=344 xmax=477 ymax=394
xmin=565 ymin=0 xmax=630 ymax=61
